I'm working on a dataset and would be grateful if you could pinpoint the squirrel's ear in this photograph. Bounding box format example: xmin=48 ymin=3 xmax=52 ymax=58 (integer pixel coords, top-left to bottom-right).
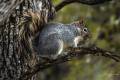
xmin=77 ymin=19 xmax=84 ymax=25
xmin=72 ymin=19 xmax=84 ymax=27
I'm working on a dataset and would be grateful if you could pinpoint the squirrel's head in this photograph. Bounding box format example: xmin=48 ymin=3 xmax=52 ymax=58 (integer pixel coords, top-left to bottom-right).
xmin=70 ymin=20 xmax=90 ymax=47
xmin=71 ymin=20 xmax=90 ymax=39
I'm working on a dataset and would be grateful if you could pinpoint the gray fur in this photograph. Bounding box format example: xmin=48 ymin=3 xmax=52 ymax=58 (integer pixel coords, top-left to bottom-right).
xmin=34 ymin=23 xmax=89 ymax=59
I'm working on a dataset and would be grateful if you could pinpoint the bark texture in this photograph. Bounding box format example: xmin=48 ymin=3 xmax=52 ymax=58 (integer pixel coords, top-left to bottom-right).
xmin=0 ymin=0 xmax=55 ymax=80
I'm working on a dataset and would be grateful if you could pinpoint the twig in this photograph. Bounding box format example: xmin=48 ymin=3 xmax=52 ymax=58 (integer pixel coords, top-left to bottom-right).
xmin=55 ymin=0 xmax=112 ymax=11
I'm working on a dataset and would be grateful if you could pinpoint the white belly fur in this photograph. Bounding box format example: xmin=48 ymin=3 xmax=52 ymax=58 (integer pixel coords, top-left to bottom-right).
xmin=74 ymin=36 xmax=83 ymax=47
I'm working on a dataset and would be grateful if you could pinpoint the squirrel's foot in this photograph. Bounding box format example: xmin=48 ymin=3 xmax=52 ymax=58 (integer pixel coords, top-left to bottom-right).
xmin=39 ymin=55 xmax=54 ymax=62
xmin=67 ymin=47 xmax=81 ymax=52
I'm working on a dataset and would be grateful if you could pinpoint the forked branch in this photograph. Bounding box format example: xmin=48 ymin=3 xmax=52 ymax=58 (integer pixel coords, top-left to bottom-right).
xmin=55 ymin=0 xmax=112 ymax=11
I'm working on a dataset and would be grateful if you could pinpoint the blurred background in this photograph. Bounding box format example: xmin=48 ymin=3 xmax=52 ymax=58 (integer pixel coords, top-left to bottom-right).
xmin=37 ymin=0 xmax=120 ymax=80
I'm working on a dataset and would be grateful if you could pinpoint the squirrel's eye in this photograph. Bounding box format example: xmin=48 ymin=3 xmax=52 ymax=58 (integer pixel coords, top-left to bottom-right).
xmin=83 ymin=28 xmax=88 ymax=32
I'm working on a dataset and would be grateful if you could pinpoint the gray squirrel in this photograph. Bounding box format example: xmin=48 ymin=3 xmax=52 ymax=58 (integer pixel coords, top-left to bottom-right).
xmin=33 ymin=20 xmax=89 ymax=59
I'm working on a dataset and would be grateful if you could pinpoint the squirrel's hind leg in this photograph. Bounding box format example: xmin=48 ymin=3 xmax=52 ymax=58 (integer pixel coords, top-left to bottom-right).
xmin=50 ymin=39 xmax=64 ymax=59
xmin=38 ymin=34 xmax=64 ymax=60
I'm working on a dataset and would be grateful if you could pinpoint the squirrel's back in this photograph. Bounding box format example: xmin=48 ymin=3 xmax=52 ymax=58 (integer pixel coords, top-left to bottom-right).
xmin=39 ymin=23 xmax=76 ymax=44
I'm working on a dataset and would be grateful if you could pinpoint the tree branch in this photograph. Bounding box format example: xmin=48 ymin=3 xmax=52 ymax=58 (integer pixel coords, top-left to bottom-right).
xmin=55 ymin=0 xmax=112 ymax=11
xmin=21 ymin=46 xmax=120 ymax=80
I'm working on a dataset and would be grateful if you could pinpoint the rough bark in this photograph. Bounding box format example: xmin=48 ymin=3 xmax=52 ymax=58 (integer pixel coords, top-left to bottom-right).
xmin=0 ymin=0 xmax=23 ymax=25
xmin=0 ymin=0 xmax=55 ymax=80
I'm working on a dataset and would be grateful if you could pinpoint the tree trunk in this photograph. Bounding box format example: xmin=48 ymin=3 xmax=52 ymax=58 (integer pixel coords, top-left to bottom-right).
xmin=0 ymin=0 xmax=55 ymax=80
